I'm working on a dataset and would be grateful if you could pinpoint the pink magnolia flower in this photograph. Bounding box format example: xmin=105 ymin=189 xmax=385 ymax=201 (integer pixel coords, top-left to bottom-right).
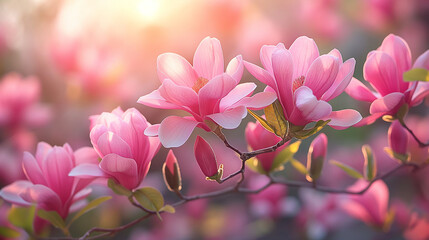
xmin=245 ymin=36 xmax=362 ymax=129
xmin=70 ymin=107 xmax=161 ymax=190
xmin=138 ymin=37 xmax=277 ymax=147
xmin=245 ymin=119 xmax=287 ymax=173
xmin=341 ymin=180 xmax=390 ymax=228
xmin=0 ymin=142 xmax=99 ymax=219
xmin=346 ymin=34 xmax=429 ymax=126
xmin=194 ymin=136 xmax=218 ymax=178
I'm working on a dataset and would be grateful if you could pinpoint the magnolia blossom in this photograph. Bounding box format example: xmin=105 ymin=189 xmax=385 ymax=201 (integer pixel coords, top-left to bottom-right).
xmin=245 ymin=36 xmax=362 ymax=129
xmin=70 ymin=107 xmax=161 ymax=190
xmin=138 ymin=37 xmax=276 ymax=148
xmin=0 ymin=142 xmax=98 ymax=219
xmin=245 ymin=119 xmax=287 ymax=173
xmin=346 ymin=34 xmax=429 ymax=126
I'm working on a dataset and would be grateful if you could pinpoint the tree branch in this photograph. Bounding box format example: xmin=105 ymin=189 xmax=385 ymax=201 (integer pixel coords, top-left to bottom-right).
xmin=400 ymin=120 xmax=429 ymax=147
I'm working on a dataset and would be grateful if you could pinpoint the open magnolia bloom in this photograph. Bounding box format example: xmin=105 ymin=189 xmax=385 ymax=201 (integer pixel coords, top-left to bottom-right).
xmin=346 ymin=34 xmax=429 ymax=126
xmin=244 ymin=36 xmax=362 ymax=130
xmin=138 ymin=37 xmax=277 ymax=148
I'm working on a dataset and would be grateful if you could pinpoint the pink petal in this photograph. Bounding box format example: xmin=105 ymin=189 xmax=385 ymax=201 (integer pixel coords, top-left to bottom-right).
xmin=193 ymin=37 xmax=224 ymax=80
xmin=244 ymin=61 xmax=277 ymax=91
xmin=272 ymin=49 xmax=294 ymax=116
xmin=226 ymin=55 xmax=244 ymax=83
xmin=198 ymin=73 xmax=236 ymax=116
xmin=138 ymin=136 xmax=160 ymax=178
xmin=99 ymin=153 xmax=139 ymax=190
xmin=158 ymin=116 xmax=199 ymax=148
xmin=74 ymin=147 xmax=99 ymax=165
xmin=342 ymin=199 xmax=373 ymax=225
xmin=157 ymin=53 xmax=198 ymax=87
xmin=288 ymin=36 xmax=320 ymax=78
xmin=206 ymin=106 xmax=247 ymax=129
xmin=324 ymin=109 xmax=362 ymax=130
xmin=96 ymin=131 xmax=133 ymax=158
xmin=369 ymin=92 xmax=405 ymax=114
xmin=260 ymin=43 xmax=285 ymax=73
xmin=159 ymin=79 xmax=199 ymax=114
xmin=353 ymin=113 xmax=385 ymax=127
xmin=293 ymin=86 xmax=332 ymax=121
xmin=345 ymin=78 xmax=377 ymax=102
xmin=413 ymin=50 xmax=429 ymax=69
xmin=35 ymin=142 xmax=52 ymax=167
xmin=411 ymin=82 xmax=429 ymax=106
xmin=137 ymin=89 xmax=182 ymax=110
xmin=219 ymin=82 xmax=256 ymax=112
xmin=22 ymin=152 xmax=46 ymax=185
xmin=69 ymin=163 xmax=107 ymax=178
xmin=234 ymin=91 xmax=277 ymax=110
xmin=144 ymin=124 xmax=160 ymax=137
xmin=378 ymin=34 xmax=412 ymax=75
xmin=322 ymin=58 xmax=356 ymax=101
xmin=89 ymin=125 xmax=108 ymax=156
xmin=0 ymin=180 xmax=33 ymax=206
xmin=20 ymin=184 xmax=63 ymax=216
xmin=364 ymin=51 xmax=402 ymax=95
xmin=304 ymin=55 xmax=340 ymax=99
xmin=327 ymin=48 xmax=343 ymax=62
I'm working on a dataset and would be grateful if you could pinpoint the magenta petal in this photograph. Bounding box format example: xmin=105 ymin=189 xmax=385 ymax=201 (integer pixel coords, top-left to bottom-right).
xmin=305 ymin=55 xmax=340 ymax=99
xmin=206 ymin=106 xmax=247 ymax=129
xmin=345 ymin=78 xmax=377 ymax=102
xmin=22 ymin=152 xmax=46 ymax=185
xmin=272 ymin=49 xmax=294 ymax=116
xmin=158 ymin=79 xmax=199 ymax=114
xmin=0 ymin=180 xmax=33 ymax=206
xmin=244 ymin=61 xmax=277 ymax=91
xmin=144 ymin=124 xmax=160 ymax=137
xmin=137 ymin=89 xmax=181 ymax=110
xmin=20 ymin=184 xmax=63 ymax=215
xmin=219 ymin=82 xmax=256 ymax=112
xmin=294 ymin=86 xmax=332 ymax=121
xmin=226 ymin=55 xmax=244 ymax=83
xmin=99 ymin=154 xmax=139 ymax=190
xmin=324 ymin=109 xmax=362 ymax=130
xmin=193 ymin=37 xmax=224 ymax=80
xmin=322 ymin=58 xmax=356 ymax=101
xmin=158 ymin=116 xmax=199 ymax=148
xmin=234 ymin=91 xmax=277 ymax=110
xmin=288 ymin=36 xmax=320 ymax=78
xmin=369 ymin=92 xmax=405 ymax=114
xmin=74 ymin=147 xmax=99 ymax=165
xmin=198 ymin=74 xmax=236 ymax=116
xmin=96 ymin=131 xmax=133 ymax=158
xmin=69 ymin=163 xmax=107 ymax=178
xmin=364 ymin=51 xmax=401 ymax=95
xmin=378 ymin=34 xmax=412 ymax=75
xmin=157 ymin=53 xmax=198 ymax=87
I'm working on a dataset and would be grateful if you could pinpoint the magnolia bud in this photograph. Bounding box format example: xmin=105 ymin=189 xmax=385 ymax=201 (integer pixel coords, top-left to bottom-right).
xmin=162 ymin=150 xmax=182 ymax=192
xmin=194 ymin=136 xmax=218 ymax=178
xmin=388 ymin=121 xmax=408 ymax=155
xmin=306 ymin=133 xmax=327 ymax=182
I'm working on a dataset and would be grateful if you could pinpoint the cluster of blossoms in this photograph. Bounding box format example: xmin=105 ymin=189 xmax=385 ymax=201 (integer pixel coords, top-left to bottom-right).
xmin=0 ymin=33 xmax=428 ymax=239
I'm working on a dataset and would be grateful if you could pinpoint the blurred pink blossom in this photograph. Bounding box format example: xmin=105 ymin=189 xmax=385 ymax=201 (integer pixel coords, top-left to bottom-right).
xmin=71 ymin=107 xmax=161 ymax=190
xmin=0 ymin=142 xmax=98 ymax=219
xmin=245 ymin=36 xmax=361 ymax=129
xmin=346 ymin=34 xmax=429 ymax=126
xmin=139 ymin=37 xmax=276 ymax=147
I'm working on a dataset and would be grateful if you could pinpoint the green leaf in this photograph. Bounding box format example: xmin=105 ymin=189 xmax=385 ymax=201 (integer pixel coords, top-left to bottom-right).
xmin=270 ymin=141 xmax=301 ymax=172
xmin=246 ymin=157 xmax=268 ymax=175
xmin=289 ymin=158 xmax=308 ymax=175
xmin=330 ymin=160 xmax=363 ymax=179
xmin=362 ymin=145 xmax=377 ymax=181
xmin=37 ymin=209 xmax=68 ymax=235
xmin=68 ymin=196 xmax=111 ymax=227
xmin=0 ymin=226 xmax=21 ymax=238
xmin=384 ymin=147 xmax=409 ymax=163
xmin=383 ymin=208 xmax=396 ymax=232
xmin=108 ymin=179 xmax=132 ymax=197
xmin=248 ymin=110 xmax=274 ymax=133
xmin=133 ymin=187 xmax=164 ymax=213
xmin=8 ymin=205 xmax=35 ymax=234
xmin=403 ymin=68 xmax=429 ymax=82
xmin=160 ymin=205 xmax=175 ymax=214
xmin=292 ymin=120 xmax=330 ymax=139
xmin=264 ymin=100 xmax=289 ymax=137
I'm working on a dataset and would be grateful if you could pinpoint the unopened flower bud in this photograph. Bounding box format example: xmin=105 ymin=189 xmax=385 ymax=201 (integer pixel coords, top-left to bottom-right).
xmin=194 ymin=136 xmax=218 ymax=178
xmin=306 ymin=133 xmax=328 ymax=182
xmin=388 ymin=121 xmax=408 ymax=155
xmin=162 ymin=150 xmax=182 ymax=192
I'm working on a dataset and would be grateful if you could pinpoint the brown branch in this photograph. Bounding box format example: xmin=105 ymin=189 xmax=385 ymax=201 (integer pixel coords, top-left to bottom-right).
xmin=400 ymin=120 xmax=429 ymax=147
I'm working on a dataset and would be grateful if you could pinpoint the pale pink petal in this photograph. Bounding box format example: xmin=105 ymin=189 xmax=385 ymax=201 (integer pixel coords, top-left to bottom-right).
xmin=304 ymin=55 xmax=340 ymax=99
xmin=364 ymin=51 xmax=401 ymax=95
xmin=324 ymin=109 xmax=362 ymax=130
xmin=96 ymin=131 xmax=133 ymax=158
xmin=193 ymin=37 xmax=224 ymax=80
xmin=233 ymin=91 xmax=277 ymax=110
xmin=99 ymin=153 xmax=139 ymax=190
xmin=345 ymin=78 xmax=377 ymax=102
xmin=89 ymin=125 xmax=108 ymax=156
xmin=322 ymin=58 xmax=356 ymax=101
xmin=219 ymin=82 xmax=256 ymax=112
xmin=137 ymin=89 xmax=182 ymax=110
xmin=288 ymin=36 xmax=320 ymax=78
xmin=342 ymin=200 xmax=373 ymax=225
xmin=327 ymin=48 xmax=343 ymax=62
xmin=198 ymin=73 xmax=236 ymax=116
xmin=22 ymin=152 xmax=46 ymax=185
xmin=144 ymin=124 xmax=160 ymax=137
xmin=369 ymin=92 xmax=405 ymax=114
xmin=378 ymin=34 xmax=412 ymax=75
xmin=260 ymin=43 xmax=285 ymax=73
xmin=20 ymin=184 xmax=63 ymax=216
xmin=272 ymin=49 xmax=294 ymax=116
xmin=206 ymin=106 xmax=247 ymax=129
xmin=69 ymin=163 xmax=107 ymax=178
xmin=226 ymin=55 xmax=244 ymax=83
xmin=294 ymin=86 xmax=332 ymax=121
xmin=72 ymin=188 xmax=92 ymax=203
xmin=138 ymin=136 xmax=160 ymax=178
xmin=244 ymin=61 xmax=277 ymax=91
xmin=158 ymin=116 xmax=199 ymax=148
xmin=159 ymin=79 xmax=199 ymax=114
xmin=157 ymin=53 xmax=198 ymax=87
xmin=70 ymin=199 xmax=88 ymax=213
xmin=411 ymin=82 xmax=429 ymax=106
xmin=413 ymin=50 xmax=429 ymax=69
xmin=35 ymin=142 xmax=52 ymax=166
xmin=353 ymin=113 xmax=385 ymax=127
xmin=74 ymin=147 xmax=99 ymax=165
xmin=0 ymin=180 xmax=33 ymax=206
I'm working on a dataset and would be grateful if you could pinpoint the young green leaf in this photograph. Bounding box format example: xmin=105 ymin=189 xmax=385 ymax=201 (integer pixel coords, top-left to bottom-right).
xmin=68 ymin=196 xmax=112 ymax=227
xmin=248 ymin=110 xmax=274 ymax=134
xmin=8 ymin=205 xmax=35 ymax=234
xmin=160 ymin=205 xmax=175 ymax=214
xmin=384 ymin=147 xmax=409 ymax=163
xmin=264 ymin=100 xmax=289 ymax=137
xmin=0 ymin=226 xmax=21 ymax=238
xmin=246 ymin=157 xmax=267 ymax=175
xmin=133 ymin=187 xmax=164 ymax=213
xmin=270 ymin=141 xmax=301 ymax=172
xmin=289 ymin=158 xmax=308 ymax=175
xmin=37 ymin=209 xmax=67 ymax=234
xmin=362 ymin=145 xmax=377 ymax=181
xmin=403 ymin=68 xmax=429 ymax=82
xmin=292 ymin=120 xmax=330 ymax=139
xmin=108 ymin=179 xmax=132 ymax=197
xmin=330 ymin=160 xmax=363 ymax=179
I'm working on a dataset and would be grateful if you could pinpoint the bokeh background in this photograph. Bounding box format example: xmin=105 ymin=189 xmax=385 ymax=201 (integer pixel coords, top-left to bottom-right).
xmin=0 ymin=0 xmax=429 ymax=239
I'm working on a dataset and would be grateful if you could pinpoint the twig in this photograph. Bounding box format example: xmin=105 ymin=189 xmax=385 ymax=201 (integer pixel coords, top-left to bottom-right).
xmin=400 ymin=121 xmax=429 ymax=147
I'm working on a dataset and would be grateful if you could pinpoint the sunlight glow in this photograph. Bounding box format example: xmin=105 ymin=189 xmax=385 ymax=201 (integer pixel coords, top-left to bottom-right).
xmin=137 ymin=0 xmax=161 ymax=23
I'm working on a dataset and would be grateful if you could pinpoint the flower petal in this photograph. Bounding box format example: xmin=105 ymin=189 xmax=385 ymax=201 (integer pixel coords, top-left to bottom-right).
xmin=20 ymin=184 xmax=63 ymax=216
xmin=234 ymin=91 xmax=277 ymax=110
xmin=137 ymin=89 xmax=182 ymax=110
xmin=260 ymin=43 xmax=285 ymax=73
xmin=158 ymin=116 xmax=199 ymax=148
xmin=74 ymin=147 xmax=99 ymax=165
xmin=157 ymin=53 xmax=198 ymax=87
xmin=345 ymin=78 xmax=377 ymax=102
xmin=198 ymin=73 xmax=236 ymax=116
xmin=353 ymin=113 xmax=385 ymax=127
xmin=272 ymin=49 xmax=294 ymax=116
xmin=364 ymin=51 xmax=401 ymax=96
xmin=159 ymin=79 xmax=199 ymax=114
xmin=413 ymin=50 xmax=429 ymax=69
xmin=193 ymin=37 xmax=224 ymax=80
xmin=99 ymin=154 xmax=139 ymax=190
xmin=219 ymin=82 xmax=256 ymax=112
xmin=69 ymin=163 xmax=107 ymax=178
xmin=305 ymin=55 xmax=340 ymax=99
xmin=0 ymin=180 xmax=33 ymax=206
xmin=369 ymin=92 xmax=405 ymax=115
xmin=293 ymin=86 xmax=332 ymax=122
xmin=324 ymin=109 xmax=362 ymax=130
xmin=288 ymin=36 xmax=320 ymax=78
xmin=96 ymin=131 xmax=133 ymax=159
xmin=226 ymin=55 xmax=244 ymax=83
xmin=22 ymin=152 xmax=46 ymax=185
xmin=206 ymin=106 xmax=247 ymax=129
xmin=378 ymin=34 xmax=412 ymax=75
xmin=244 ymin=61 xmax=277 ymax=91
xmin=322 ymin=58 xmax=356 ymax=101
xmin=144 ymin=124 xmax=160 ymax=137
